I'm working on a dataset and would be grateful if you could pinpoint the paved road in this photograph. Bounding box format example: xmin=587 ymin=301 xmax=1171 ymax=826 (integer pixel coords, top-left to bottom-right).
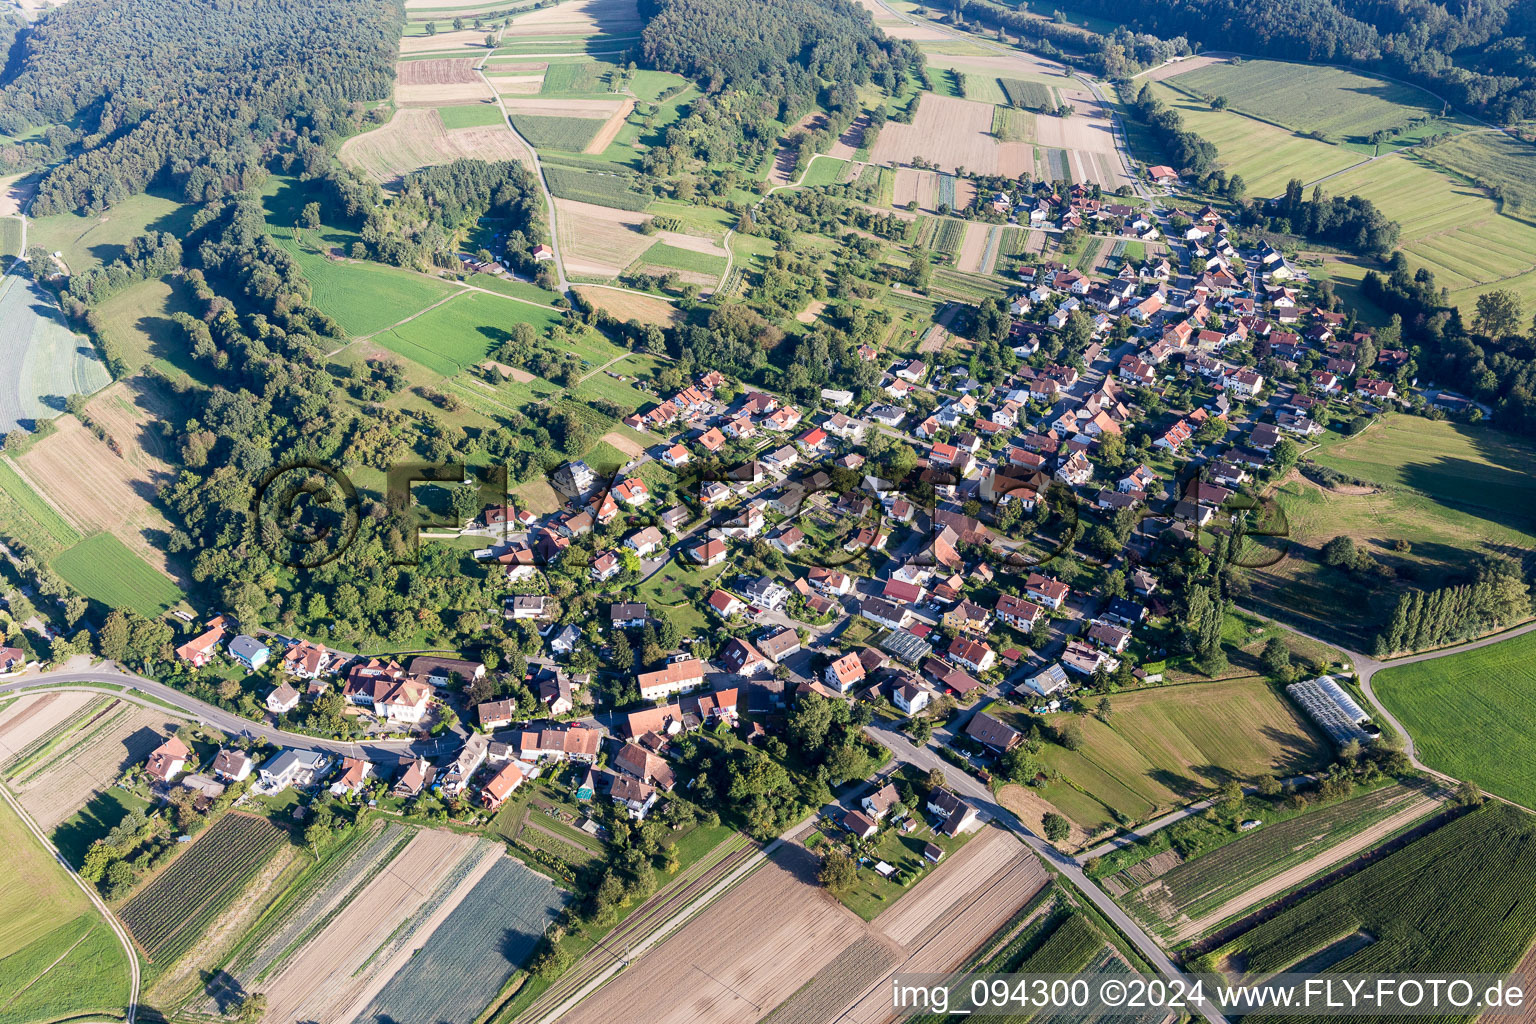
xmin=1 ymin=780 xmax=140 ymax=1024
xmin=865 ymin=720 xmax=1231 ymax=1024
xmin=1238 ymin=607 xmax=1536 ymax=809
xmin=0 ymin=667 xmax=442 ymax=762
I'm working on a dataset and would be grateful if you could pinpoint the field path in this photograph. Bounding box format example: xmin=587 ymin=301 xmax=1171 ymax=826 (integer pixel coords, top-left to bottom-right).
xmin=474 ymin=24 xmax=570 ymax=297
xmin=0 ymin=781 xmax=140 ymax=1024
xmin=1237 ymin=606 xmax=1536 ymax=813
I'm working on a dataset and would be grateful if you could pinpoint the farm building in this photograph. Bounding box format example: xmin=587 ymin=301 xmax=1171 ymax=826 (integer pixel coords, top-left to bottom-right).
xmin=1287 ymin=676 xmax=1374 ymax=746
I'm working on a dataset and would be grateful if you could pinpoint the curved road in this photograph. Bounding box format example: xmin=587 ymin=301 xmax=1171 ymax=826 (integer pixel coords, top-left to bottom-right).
xmin=1238 ymin=608 xmax=1536 ymax=806
xmin=1 ymin=781 xmax=140 ymax=1024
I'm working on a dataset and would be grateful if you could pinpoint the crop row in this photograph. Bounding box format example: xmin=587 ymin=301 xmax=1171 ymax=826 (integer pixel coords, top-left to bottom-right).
xmin=121 ymin=814 xmax=285 ymax=958
xmin=936 ymin=172 xmax=957 ymax=210
xmin=934 ymin=219 xmax=966 ymax=255
xmin=356 ymin=858 xmax=565 ymax=1024
xmin=1203 ymin=803 xmax=1536 ymax=982
xmin=999 ymin=78 xmax=1053 ymax=110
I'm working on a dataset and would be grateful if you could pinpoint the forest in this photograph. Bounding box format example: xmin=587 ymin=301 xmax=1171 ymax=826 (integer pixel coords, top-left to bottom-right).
xmin=0 ymin=0 xmax=400 ymax=214
xmin=1067 ymin=0 xmax=1536 ymax=121
xmin=638 ymin=0 xmax=921 ymax=115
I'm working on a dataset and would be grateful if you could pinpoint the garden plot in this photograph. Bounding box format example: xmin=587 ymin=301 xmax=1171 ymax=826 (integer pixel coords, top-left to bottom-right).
xmin=352 ymin=855 xmax=565 ymax=1024
xmin=121 ymin=813 xmax=288 ymax=963
xmin=256 ymin=829 xmax=501 ymax=1024
xmin=340 ymin=108 xmax=531 ymax=183
xmin=0 ymin=691 xmax=100 ymax=767
xmin=955 ymin=222 xmax=990 ymax=273
xmin=892 ymin=166 xmax=939 ymax=210
xmin=8 ymin=700 xmax=181 ymax=830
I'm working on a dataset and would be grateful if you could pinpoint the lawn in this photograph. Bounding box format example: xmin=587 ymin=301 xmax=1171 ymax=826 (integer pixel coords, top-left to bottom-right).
xmin=1147 ymin=83 xmax=1364 ymax=198
xmin=438 ymin=103 xmax=507 ymax=130
xmin=1373 ymin=629 xmax=1536 ymax=809
xmin=0 ymin=793 xmax=132 ymax=1024
xmin=52 ymin=787 xmax=152 ymax=868
xmin=1170 ymin=59 xmax=1450 ymax=142
xmin=1023 ymin=677 xmax=1332 ymax=831
xmin=52 ymin=532 xmax=186 ymax=617
xmin=371 ymin=290 xmax=563 ymax=375
xmin=634 ymin=556 xmax=728 ymax=636
xmin=800 ymin=156 xmax=847 ymax=187
xmin=263 ymin=175 xmax=462 ymax=336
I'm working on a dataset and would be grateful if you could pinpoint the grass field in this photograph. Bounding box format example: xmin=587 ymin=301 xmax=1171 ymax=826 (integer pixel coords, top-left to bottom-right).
xmin=0 ymin=272 xmax=113 ymax=435
xmin=438 ymin=103 xmax=507 ymax=129
xmin=1023 ymin=677 xmax=1331 ymax=832
xmin=1171 ymin=59 xmax=1449 ymax=142
xmin=543 ymin=165 xmax=651 ymax=211
xmin=370 ymin=290 xmax=563 ymax=375
xmin=52 ymin=532 xmax=185 ymax=616
xmin=263 ymin=176 xmax=463 ymax=336
xmin=0 ymin=793 xmax=132 ymax=1024
xmin=90 ymin=276 xmax=204 ymax=378
xmin=1312 ymin=415 xmax=1536 ymax=527
xmin=998 ymin=78 xmax=1054 ymax=110
xmin=801 ymin=156 xmax=847 ymax=187
xmin=1147 ymin=83 xmax=1364 ymax=198
xmin=508 ymin=113 xmax=604 ymax=150
xmin=992 ymin=106 xmax=1035 ymax=143
xmin=0 ymin=216 xmax=20 ymax=257
xmin=541 ymin=61 xmax=617 ymax=94
xmin=0 ymin=457 xmax=81 ymax=555
xmin=1374 ymin=630 xmax=1536 ymax=809
xmin=1318 ymin=153 xmax=1536 ymax=312
xmin=28 ymin=190 xmax=196 ymax=277
xmin=632 ymin=240 xmax=726 ymax=277
xmin=1200 ymin=803 xmax=1536 ymax=980
xmin=1417 ymin=131 xmax=1536 ymax=221
xmin=634 ymin=556 xmax=727 ymax=636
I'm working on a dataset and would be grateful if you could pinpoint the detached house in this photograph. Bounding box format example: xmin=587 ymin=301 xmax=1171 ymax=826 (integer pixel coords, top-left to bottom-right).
xmin=144 ymin=736 xmax=190 ymax=782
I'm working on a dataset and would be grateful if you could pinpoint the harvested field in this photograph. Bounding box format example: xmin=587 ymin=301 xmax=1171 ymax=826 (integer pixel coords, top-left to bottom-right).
xmin=15 ymin=396 xmax=182 ymax=584
xmin=870 ymin=95 xmax=998 ymax=174
xmin=394 ymin=58 xmax=490 ymax=104
xmin=998 ymin=782 xmax=1096 ymax=850
xmin=340 ymin=108 xmax=530 ymax=182
xmin=955 ymin=221 xmax=989 ymax=273
xmin=1139 ymin=54 xmax=1228 ymax=81
xmin=257 ymin=830 xmax=502 ymax=1024
xmin=501 ymin=96 xmax=626 ymax=117
xmin=892 ymin=166 xmax=938 ymax=210
xmin=796 ymin=299 xmax=828 ymax=324
xmin=0 ymin=691 xmax=98 ymax=766
xmin=489 ymin=73 xmax=547 ymax=95
xmin=556 ymin=197 xmax=653 ymax=277
xmin=9 ymin=700 xmax=181 ymax=830
xmin=400 ymin=29 xmax=490 ymax=54
xmin=838 ymin=852 xmax=1051 ymax=1024
xmin=600 ymin=429 xmax=643 ymax=458
xmin=877 ymin=828 xmax=1022 ymax=945
xmin=510 ymin=0 xmax=643 ymax=35
xmin=572 ymin=285 xmax=680 ymax=325
xmin=558 ymin=845 xmax=868 ymax=1024
xmin=0 ymin=172 xmax=38 ymax=218
xmin=584 ymin=97 xmax=635 ymax=153
xmin=831 ymin=116 xmax=868 ymax=160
